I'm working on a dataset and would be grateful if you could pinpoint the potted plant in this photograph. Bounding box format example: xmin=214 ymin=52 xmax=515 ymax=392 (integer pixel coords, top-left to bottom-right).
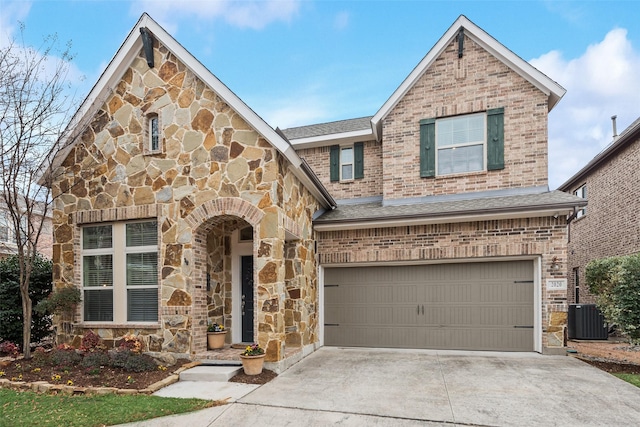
xmin=207 ymin=322 xmax=227 ymax=350
xmin=239 ymin=343 xmax=265 ymax=375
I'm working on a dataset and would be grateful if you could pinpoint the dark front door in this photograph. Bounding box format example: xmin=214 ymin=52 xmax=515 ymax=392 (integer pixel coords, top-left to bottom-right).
xmin=241 ymin=256 xmax=254 ymax=343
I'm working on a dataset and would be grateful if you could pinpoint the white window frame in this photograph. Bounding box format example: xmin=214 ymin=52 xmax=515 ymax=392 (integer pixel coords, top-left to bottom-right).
xmin=81 ymin=221 xmax=158 ymax=324
xmin=340 ymin=146 xmax=354 ymax=181
xmin=146 ymin=113 xmax=161 ymax=153
xmin=0 ymin=211 xmax=10 ymax=243
xmin=574 ymin=185 xmax=586 ymax=218
xmin=435 ymin=112 xmax=486 ymax=176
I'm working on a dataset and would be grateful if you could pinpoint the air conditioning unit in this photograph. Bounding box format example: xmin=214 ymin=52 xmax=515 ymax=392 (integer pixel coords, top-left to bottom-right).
xmin=567 ymin=304 xmax=608 ymax=340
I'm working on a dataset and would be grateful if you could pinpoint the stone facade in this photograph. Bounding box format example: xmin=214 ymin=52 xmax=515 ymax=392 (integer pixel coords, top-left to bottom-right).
xmin=50 ymin=39 xmax=320 ymax=362
xmin=48 ymin=15 xmax=573 ymax=362
xmin=382 ymin=35 xmax=548 ymax=201
xmin=565 ymin=127 xmax=640 ymax=304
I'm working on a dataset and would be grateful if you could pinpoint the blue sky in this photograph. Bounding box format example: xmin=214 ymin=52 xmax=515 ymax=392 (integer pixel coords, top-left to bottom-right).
xmin=1 ymin=0 xmax=639 ymax=189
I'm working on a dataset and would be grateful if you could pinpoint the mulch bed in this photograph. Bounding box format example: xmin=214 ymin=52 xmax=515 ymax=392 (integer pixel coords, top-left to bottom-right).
xmin=0 ymin=357 xmax=191 ymax=390
xmin=229 ymin=369 xmax=277 ymax=385
xmin=578 ymin=357 xmax=640 ymax=375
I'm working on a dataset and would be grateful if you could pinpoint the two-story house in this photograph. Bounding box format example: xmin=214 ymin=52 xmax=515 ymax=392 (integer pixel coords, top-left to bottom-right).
xmin=0 ymin=199 xmax=53 ymax=260
xmin=559 ymin=117 xmax=640 ymax=305
xmin=46 ymin=14 xmax=585 ymax=371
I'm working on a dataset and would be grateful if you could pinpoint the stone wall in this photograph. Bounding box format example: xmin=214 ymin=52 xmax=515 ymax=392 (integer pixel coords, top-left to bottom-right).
xmin=318 ymin=216 xmax=568 ymax=350
xmin=382 ymin=34 xmax=549 ymax=201
xmin=50 ymin=39 xmax=321 ymax=361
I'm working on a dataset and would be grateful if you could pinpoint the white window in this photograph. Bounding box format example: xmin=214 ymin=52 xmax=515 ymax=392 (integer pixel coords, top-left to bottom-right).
xmin=574 ymin=185 xmax=587 ymax=218
xmin=340 ymin=147 xmax=354 ymax=180
xmin=0 ymin=212 xmax=9 ymax=242
xmin=82 ymin=221 xmax=158 ymax=323
xmin=436 ymin=113 xmax=485 ymax=175
xmin=148 ymin=114 xmax=160 ymax=152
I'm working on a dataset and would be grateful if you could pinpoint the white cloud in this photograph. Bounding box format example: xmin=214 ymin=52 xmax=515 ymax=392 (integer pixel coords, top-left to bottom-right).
xmin=531 ymin=28 xmax=640 ymax=189
xmin=0 ymin=0 xmax=32 ymax=47
xmin=334 ymin=11 xmax=350 ymax=31
xmin=130 ymin=0 xmax=300 ymax=31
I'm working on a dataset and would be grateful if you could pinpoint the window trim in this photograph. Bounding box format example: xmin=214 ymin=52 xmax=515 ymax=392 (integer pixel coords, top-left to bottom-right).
xmin=340 ymin=146 xmax=354 ymax=181
xmin=145 ymin=112 xmax=162 ymax=154
xmin=573 ymin=185 xmax=587 ymax=219
xmin=81 ymin=221 xmax=159 ymax=324
xmin=435 ymin=112 xmax=487 ymax=176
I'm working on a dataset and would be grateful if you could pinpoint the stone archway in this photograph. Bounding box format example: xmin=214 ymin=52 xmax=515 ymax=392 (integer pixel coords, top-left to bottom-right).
xmin=186 ymin=198 xmax=264 ymax=356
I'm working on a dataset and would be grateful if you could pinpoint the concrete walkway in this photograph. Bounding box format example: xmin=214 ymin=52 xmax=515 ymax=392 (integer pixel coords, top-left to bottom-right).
xmin=118 ymin=347 xmax=640 ymax=426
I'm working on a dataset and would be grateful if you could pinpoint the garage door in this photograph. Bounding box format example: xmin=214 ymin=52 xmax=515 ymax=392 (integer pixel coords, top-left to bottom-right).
xmin=324 ymin=260 xmax=534 ymax=351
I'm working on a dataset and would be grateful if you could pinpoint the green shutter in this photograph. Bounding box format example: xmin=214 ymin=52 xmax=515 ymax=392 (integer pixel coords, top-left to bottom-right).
xmin=487 ymin=108 xmax=504 ymax=171
xmin=354 ymin=142 xmax=364 ymax=179
xmin=419 ymin=118 xmax=436 ymax=178
xmin=330 ymin=145 xmax=339 ymax=182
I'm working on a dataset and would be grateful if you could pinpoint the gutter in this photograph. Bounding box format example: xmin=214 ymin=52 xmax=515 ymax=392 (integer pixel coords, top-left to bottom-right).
xmin=314 ymin=201 xmax=585 ymax=231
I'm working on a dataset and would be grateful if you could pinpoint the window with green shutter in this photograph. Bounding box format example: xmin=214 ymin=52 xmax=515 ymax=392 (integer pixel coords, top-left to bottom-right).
xmin=419 ymin=108 xmax=504 ymax=177
xmin=330 ymin=143 xmax=365 ymax=181
xmin=487 ymin=108 xmax=504 ymax=170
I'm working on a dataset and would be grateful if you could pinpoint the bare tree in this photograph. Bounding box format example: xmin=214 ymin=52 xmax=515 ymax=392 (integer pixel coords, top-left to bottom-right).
xmin=0 ymin=26 xmax=76 ymax=358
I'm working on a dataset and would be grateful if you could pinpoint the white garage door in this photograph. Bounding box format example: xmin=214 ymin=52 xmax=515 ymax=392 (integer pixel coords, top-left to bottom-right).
xmin=324 ymin=260 xmax=534 ymax=351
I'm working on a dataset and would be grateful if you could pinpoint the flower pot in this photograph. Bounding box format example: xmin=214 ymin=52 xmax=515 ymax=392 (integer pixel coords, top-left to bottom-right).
xmin=239 ymin=353 xmax=266 ymax=375
xmin=207 ymin=331 xmax=227 ymax=349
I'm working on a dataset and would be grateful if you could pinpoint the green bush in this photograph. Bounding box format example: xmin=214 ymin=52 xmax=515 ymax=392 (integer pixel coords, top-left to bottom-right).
xmin=586 ymin=253 xmax=640 ymax=343
xmin=50 ymin=348 xmax=82 ymax=369
xmin=109 ymin=349 xmax=157 ymax=372
xmin=81 ymin=351 xmax=110 ymax=369
xmin=0 ymin=254 xmax=53 ymax=348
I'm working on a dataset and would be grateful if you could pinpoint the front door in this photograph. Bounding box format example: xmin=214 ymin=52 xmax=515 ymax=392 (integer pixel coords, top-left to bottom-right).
xmin=241 ymin=255 xmax=254 ymax=342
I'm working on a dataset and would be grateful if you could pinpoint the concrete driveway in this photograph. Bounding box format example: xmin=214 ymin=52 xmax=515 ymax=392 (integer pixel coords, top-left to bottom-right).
xmin=210 ymin=346 xmax=640 ymax=426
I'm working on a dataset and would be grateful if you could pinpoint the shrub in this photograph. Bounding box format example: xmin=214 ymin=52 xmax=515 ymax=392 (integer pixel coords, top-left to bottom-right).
xmin=0 ymin=341 xmax=20 ymax=358
xmin=31 ymin=346 xmax=50 ymax=367
xmin=586 ymin=253 xmax=640 ymax=344
xmin=35 ymin=286 xmax=81 ymax=317
xmin=0 ymin=254 xmax=53 ymax=348
xmin=50 ymin=347 xmax=82 ymax=368
xmin=118 ymin=334 xmax=143 ymax=354
xmin=81 ymin=351 xmax=110 ymax=369
xmin=109 ymin=349 xmax=157 ymax=372
xmin=80 ymin=330 xmax=102 ymax=353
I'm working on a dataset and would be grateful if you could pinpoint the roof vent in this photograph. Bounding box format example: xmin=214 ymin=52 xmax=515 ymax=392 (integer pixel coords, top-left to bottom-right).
xmin=611 ymin=115 xmax=618 ymax=141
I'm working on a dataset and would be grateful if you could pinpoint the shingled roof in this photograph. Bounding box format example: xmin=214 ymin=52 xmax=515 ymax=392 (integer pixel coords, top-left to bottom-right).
xmin=281 ymin=116 xmax=372 ymax=140
xmin=314 ymin=190 xmax=586 ymax=231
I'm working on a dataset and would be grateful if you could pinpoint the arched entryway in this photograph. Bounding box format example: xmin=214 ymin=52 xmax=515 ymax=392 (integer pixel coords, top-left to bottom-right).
xmin=185 ymin=198 xmax=264 ymax=357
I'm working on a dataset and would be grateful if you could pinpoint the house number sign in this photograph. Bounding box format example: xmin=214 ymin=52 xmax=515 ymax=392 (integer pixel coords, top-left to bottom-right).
xmin=546 ymin=279 xmax=567 ymax=290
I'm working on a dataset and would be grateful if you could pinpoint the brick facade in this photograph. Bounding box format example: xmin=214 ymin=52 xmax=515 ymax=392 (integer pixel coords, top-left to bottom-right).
xmin=297 ymin=140 xmax=382 ymax=200
xmin=318 ymin=217 xmax=568 ymax=349
xmin=382 ymin=35 xmax=548 ymax=201
xmin=565 ymin=130 xmax=640 ymax=304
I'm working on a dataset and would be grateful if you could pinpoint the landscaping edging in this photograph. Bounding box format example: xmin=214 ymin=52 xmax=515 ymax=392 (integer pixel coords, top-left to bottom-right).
xmin=0 ymin=361 xmax=201 ymax=396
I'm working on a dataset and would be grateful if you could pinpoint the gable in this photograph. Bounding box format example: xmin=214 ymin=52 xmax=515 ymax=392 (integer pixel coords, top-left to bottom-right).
xmin=371 ymin=15 xmax=565 ymax=142
xmin=46 ymin=13 xmax=334 ymax=209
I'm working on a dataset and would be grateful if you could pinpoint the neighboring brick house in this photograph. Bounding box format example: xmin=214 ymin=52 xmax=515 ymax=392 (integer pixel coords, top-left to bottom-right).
xmin=0 ymin=201 xmax=53 ymax=260
xmin=45 ymin=13 xmax=585 ymax=369
xmin=559 ymin=117 xmax=640 ymax=304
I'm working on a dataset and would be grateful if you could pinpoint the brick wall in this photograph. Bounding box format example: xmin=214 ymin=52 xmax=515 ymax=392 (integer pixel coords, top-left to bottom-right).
xmin=566 ymin=133 xmax=640 ymax=304
xmin=382 ymin=34 xmax=549 ymax=201
xmin=297 ymin=140 xmax=383 ymax=200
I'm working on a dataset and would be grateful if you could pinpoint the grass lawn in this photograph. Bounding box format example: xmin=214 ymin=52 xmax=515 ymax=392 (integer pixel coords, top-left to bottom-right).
xmin=615 ymin=373 xmax=640 ymax=388
xmin=0 ymin=388 xmax=217 ymax=427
